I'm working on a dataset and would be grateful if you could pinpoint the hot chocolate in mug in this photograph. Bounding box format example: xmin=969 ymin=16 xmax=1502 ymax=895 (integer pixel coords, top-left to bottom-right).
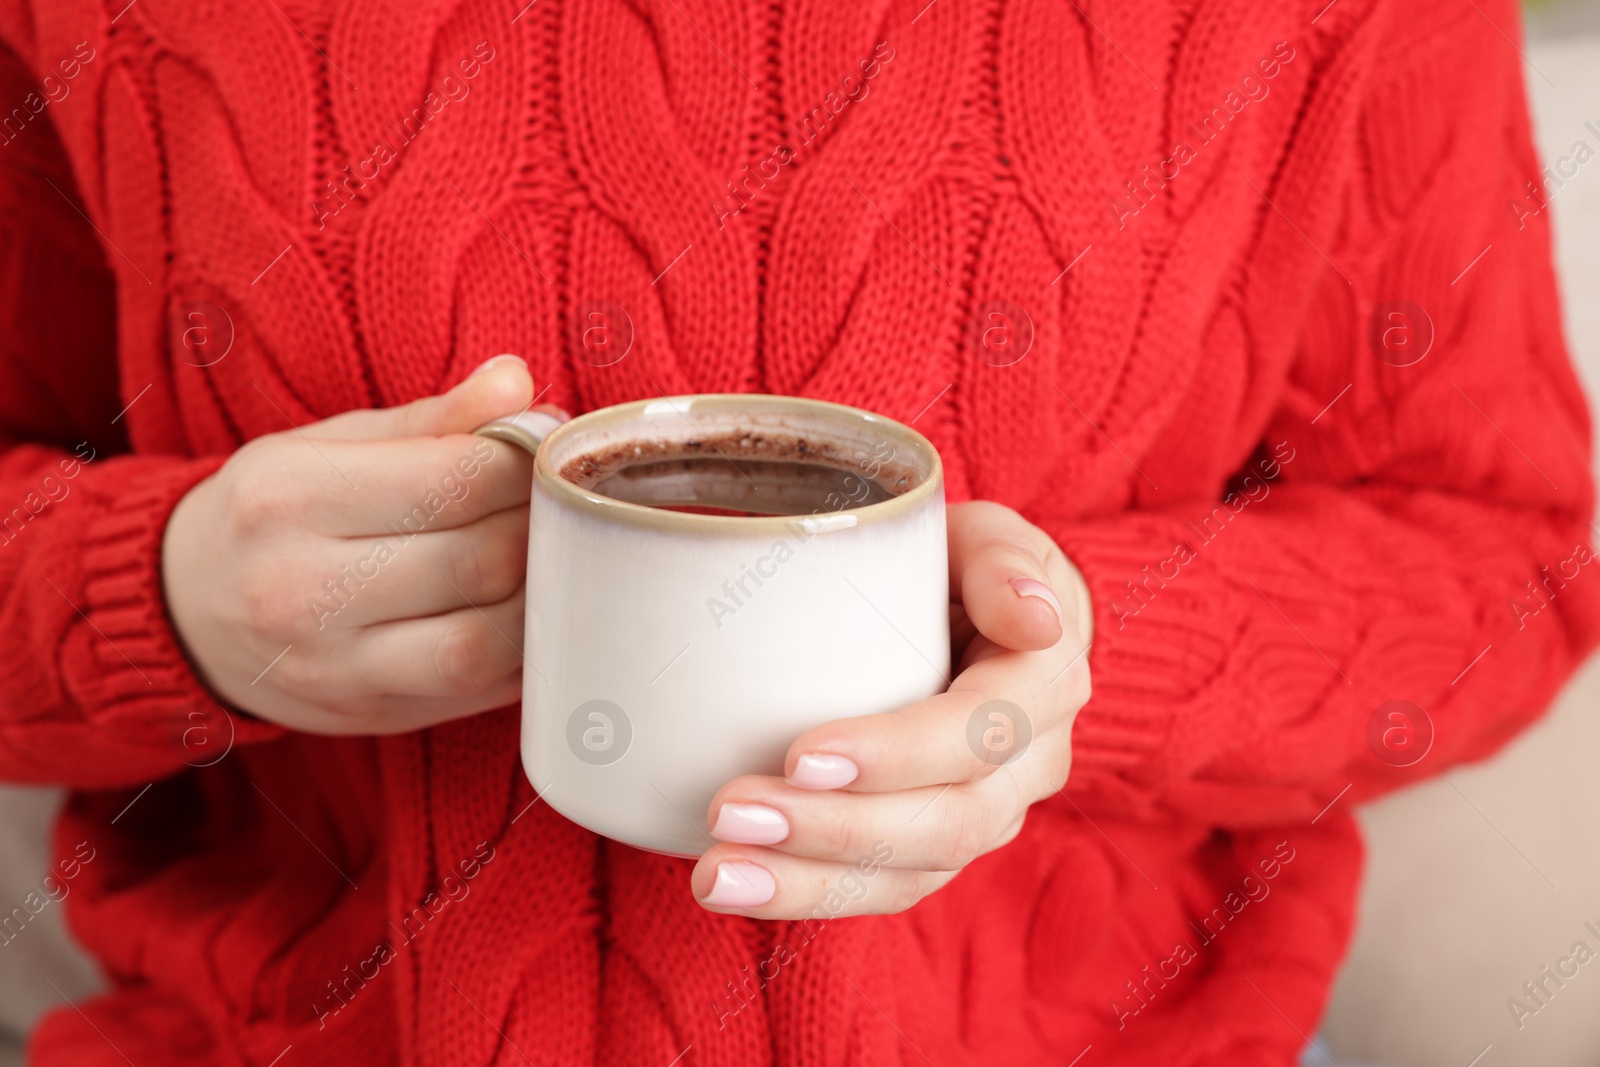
xmin=477 ymin=393 xmax=949 ymax=857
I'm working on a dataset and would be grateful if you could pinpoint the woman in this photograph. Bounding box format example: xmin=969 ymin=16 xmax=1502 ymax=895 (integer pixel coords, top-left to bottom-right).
xmin=0 ymin=0 xmax=1593 ymax=1063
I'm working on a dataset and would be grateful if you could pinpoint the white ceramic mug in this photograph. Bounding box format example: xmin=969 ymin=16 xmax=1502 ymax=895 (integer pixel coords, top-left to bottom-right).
xmin=479 ymin=394 xmax=949 ymax=856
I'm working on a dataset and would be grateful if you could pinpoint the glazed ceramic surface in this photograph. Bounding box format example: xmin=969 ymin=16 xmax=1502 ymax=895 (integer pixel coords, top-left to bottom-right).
xmin=518 ymin=395 xmax=948 ymax=856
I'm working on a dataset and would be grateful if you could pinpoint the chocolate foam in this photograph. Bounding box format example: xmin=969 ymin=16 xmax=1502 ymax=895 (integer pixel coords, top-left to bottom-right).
xmin=558 ymin=431 xmax=923 ymax=503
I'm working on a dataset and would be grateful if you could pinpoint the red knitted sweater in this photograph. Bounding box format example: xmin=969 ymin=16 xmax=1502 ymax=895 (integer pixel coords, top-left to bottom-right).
xmin=1 ymin=0 xmax=1594 ymax=1063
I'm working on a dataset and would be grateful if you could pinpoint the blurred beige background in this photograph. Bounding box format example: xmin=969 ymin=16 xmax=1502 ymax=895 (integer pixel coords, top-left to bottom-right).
xmin=0 ymin=6 xmax=1597 ymax=1067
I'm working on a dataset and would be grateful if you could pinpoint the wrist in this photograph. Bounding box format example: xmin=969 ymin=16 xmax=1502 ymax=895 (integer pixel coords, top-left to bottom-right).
xmin=159 ymin=470 xmax=227 ymax=702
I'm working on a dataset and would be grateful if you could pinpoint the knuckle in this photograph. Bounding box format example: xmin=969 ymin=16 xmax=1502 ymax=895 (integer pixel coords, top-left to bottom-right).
xmin=449 ymin=529 xmax=520 ymax=602
xmin=816 ymin=812 xmax=861 ymax=861
xmin=962 ymin=499 xmax=1017 ymax=527
xmin=241 ymin=567 xmax=305 ymax=638
xmin=1049 ymin=749 xmax=1073 ymax=792
xmin=224 ymin=478 xmax=273 ymax=538
xmin=392 ymin=398 xmax=436 ymax=438
xmin=985 ymin=538 xmax=1040 ymax=569
xmin=886 ymin=871 xmax=934 ymax=915
xmin=272 ymin=645 xmax=322 ymax=693
xmin=1056 ymin=665 xmax=1090 ymax=714
xmin=933 ymin=799 xmax=994 ymax=871
xmin=448 ymin=532 xmax=491 ymax=599
xmin=334 ymin=694 xmax=388 ymax=733
xmin=226 ymin=447 xmax=299 ymax=535
xmin=432 ymin=620 xmax=501 ymax=693
xmin=993 ymin=812 xmax=1028 ymax=850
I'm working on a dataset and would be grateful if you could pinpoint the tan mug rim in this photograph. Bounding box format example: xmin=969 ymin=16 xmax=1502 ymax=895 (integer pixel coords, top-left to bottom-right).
xmin=502 ymin=394 xmax=944 ymax=534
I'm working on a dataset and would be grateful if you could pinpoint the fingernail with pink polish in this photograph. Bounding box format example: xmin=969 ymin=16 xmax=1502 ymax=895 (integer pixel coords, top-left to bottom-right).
xmin=470 ymin=353 xmax=525 ymax=376
xmin=787 ymin=753 xmax=858 ymax=790
xmin=1009 ymin=577 xmax=1062 ymax=624
xmin=711 ymin=803 xmax=789 ymax=845
xmin=701 ymin=862 xmax=776 ymax=908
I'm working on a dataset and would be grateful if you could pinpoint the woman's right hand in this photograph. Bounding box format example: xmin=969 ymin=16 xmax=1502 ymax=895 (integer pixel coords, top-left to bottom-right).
xmin=162 ymin=356 xmax=556 ymax=735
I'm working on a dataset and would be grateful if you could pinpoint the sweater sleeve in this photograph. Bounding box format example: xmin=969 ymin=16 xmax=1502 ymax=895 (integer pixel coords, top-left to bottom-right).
xmin=0 ymin=46 xmax=283 ymax=788
xmin=1053 ymin=1 xmax=1600 ymax=828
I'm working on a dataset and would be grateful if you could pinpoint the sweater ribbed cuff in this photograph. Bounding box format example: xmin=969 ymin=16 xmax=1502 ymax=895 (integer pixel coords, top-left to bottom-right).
xmin=1046 ymin=517 xmax=1235 ymax=781
xmin=67 ymin=455 xmax=285 ymax=761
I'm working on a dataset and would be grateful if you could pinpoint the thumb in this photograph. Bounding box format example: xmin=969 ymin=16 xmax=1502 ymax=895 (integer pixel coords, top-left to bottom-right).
xmin=950 ymin=501 xmax=1074 ymax=652
xmin=304 ymin=355 xmax=536 ymax=441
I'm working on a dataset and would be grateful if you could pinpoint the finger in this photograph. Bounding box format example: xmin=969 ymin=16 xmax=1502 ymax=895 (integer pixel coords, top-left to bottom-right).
xmin=270 ymin=675 xmax=526 ymax=736
xmin=948 ymin=501 xmax=1064 ymax=651
xmin=313 ymin=508 xmax=528 ymax=627
xmin=350 ymin=587 xmax=526 ymax=698
xmin=725 ymin=731 xmax=1067 ymax=868
xmin=691 ymin=845 xmax=957 ymax=919
xmin=707 ymin=751 xmax=1060 ymax=870
xmin=781 ymin=649 xmax=1072 ymax=793
xmin=249 ymin=433 xmax=532 ymax=536
xmin=365 ymin=678 xmax=525 ymax=732
xmin=303 ymin=355 xmax=538 ymax=441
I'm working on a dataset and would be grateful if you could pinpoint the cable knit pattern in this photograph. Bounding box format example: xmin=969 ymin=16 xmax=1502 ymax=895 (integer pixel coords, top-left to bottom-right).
xmin=0 ymin=0 xmax=1594 ymax=1064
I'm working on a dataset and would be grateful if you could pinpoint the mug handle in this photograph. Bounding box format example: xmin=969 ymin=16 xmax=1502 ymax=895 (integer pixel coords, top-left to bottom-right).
xmin=473 ymin=408 xmax=567 ymax=456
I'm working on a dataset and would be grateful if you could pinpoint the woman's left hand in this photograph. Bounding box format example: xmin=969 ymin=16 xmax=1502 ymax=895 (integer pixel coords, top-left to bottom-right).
xmin=692 ymin=500 xmax=1094 ymax=918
